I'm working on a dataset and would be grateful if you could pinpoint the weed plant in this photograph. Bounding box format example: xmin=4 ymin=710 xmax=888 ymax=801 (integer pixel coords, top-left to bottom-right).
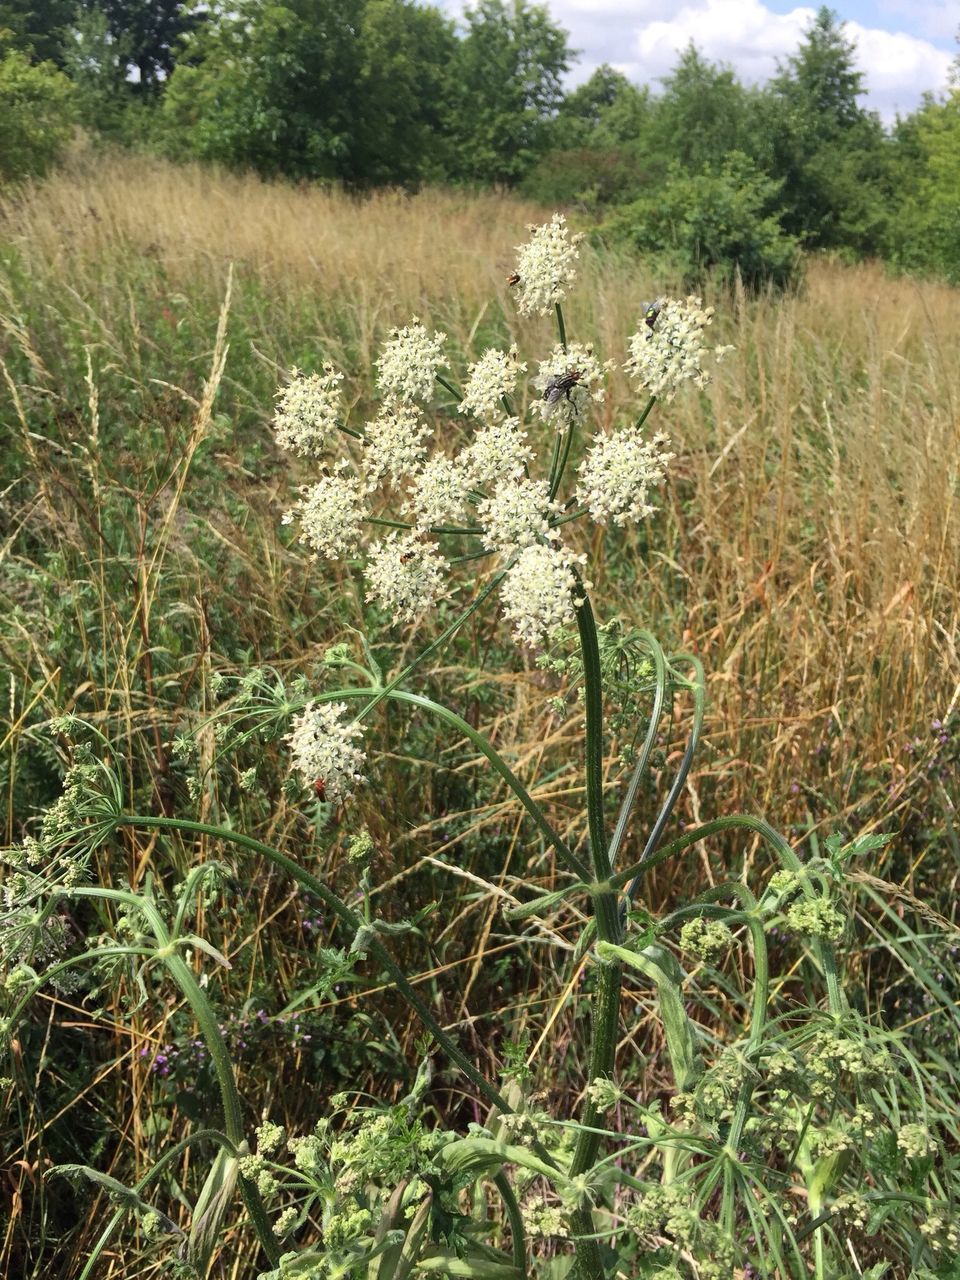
xmin=0 ymin=160 xmax=958 ymax=1277
xmin=2 ymin=200 xmax=959 ymax=1280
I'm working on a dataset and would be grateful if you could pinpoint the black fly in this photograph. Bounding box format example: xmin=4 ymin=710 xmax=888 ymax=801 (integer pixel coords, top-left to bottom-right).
xmin=537 ymin=368 xmax=584 ymax=415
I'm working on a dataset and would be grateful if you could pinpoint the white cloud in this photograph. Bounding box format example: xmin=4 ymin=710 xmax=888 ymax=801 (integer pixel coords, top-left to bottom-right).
xmin=555 ymin=0 xmax=953 ymax=118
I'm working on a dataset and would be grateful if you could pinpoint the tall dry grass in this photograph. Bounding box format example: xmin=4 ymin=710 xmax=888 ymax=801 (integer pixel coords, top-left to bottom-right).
xmin=1 ymin=153 xmax=959 ymax=1277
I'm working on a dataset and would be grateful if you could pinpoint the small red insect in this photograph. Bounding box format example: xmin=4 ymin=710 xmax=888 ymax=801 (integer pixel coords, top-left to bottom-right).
xmin=314 ymin=777 xmax=326 ymax=802
xmin=506 ymin=271 xmax=521 ymax=287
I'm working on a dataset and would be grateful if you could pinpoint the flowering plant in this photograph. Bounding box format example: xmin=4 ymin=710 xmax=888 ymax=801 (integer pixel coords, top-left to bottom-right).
xmin=4 ymin=214 xmax=954 ymax=1280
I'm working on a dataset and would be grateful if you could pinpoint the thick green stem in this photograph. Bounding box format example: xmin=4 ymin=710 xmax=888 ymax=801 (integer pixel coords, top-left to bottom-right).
xmin=492 ymin=1170 xmax=528 ymax=1277
xmin=555 ymin=302 xmax=567 ymax=352
xmin=567 ymin=586 xmax=624 ymax=1280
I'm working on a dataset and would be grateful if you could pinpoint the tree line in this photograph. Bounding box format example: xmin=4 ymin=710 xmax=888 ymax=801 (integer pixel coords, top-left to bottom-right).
xmin=1 ymin=0 xmax=958 ymax=284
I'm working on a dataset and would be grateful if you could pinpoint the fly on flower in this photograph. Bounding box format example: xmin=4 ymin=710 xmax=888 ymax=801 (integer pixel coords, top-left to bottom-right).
xmin=640 ymin=300 xmax=662 ymax=333
xmin=314 ymin=777 xmax=326 ymax=802
xmin=533 ymin=368 xmax=584 ymax=416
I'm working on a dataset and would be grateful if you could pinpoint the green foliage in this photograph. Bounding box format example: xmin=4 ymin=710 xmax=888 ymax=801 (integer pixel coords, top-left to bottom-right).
xmin=602 ymin=153 xmax=800 ymax=289
xmin=762 ymin=6 xmax=893 ymax=251
xmin=160 ymin=0 xmax=366 ymax=179
xmin=888 ymin=86 xmax=960 ymax=283
xmin=646 ymin=43 xmax=761 ymax=178
xmin=158 ymin=0 xmax=569 ymax=187
xmin=0 ymin=0 xmax=74 ymax=62
xmin=0 ymin=43 xmax=75 ymax=183
xmin=446 ymin=0 xmax=572 ymax=185
xmin=61 ymin=7 xmax=134 ymax=135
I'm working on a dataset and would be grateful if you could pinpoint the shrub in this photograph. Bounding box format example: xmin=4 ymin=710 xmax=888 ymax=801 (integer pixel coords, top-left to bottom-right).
xmin=0 ymin=44 xmax=75 ymax=184
xmin=602 ymin=151 xmax=800 ymax=289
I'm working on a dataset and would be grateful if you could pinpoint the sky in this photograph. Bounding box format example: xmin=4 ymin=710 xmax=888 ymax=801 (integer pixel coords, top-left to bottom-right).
xmin=444 ymin=0 xmax=957 ymax=120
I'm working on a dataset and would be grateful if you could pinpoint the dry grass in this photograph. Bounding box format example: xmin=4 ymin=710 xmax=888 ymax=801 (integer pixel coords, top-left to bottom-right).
xmin=1 ymin=153 xmax=959 ymax=1277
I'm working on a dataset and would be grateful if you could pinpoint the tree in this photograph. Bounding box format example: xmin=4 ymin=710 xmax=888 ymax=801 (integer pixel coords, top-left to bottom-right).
xmin=78 ymin=0 xmax=202 ymax=92
xmin=349 ymin=0 xmax=459 ymax=185
xmin=0 ymin=0 xmax=74 ymax=63
xmin=161 ymin=0 xmax=462 ymax=186
xmin=604 ymin=152 xmax=799 ymax=289
xmin=888 ymin=84 xmax=960 ymax=281
xmin=763 ymin=6 xmax=892 ymax=252
xmin=649 ymin=44 xmax=756 ymax=176
xmin=550 ymin=64 xmax=650 ymax=150
xmin=448 ymin=0 xmax=573 ymax=185
xmin=62 ymin=7 xmax=133 ymax=134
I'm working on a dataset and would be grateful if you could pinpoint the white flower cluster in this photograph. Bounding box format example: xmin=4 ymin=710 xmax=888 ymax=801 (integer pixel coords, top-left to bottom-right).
xmin=463 ymin=417 xmax=532 ymax=487
xmin=477 ymin=478 xmax=557 ymax=553
xmin=500 ymin=543 xmax=589 ymax=649
xmin=288 ymin=702 xmax=366 ymax=804
xmin=530 ymin=342 xmax=612 ymax=422
xmin=273 ymin=364 xmax=344 ymax=456
xmin=624 ymin=296 xmax=731 ymax=401
xmin=403 ymin=453 xmax=471 ymax=530
xmin=577 ymin=426 xmax=674 ymax=527
xmin=284 ymin=466 xmax=364 ymax=558
xmin=365 ymin=530 xmax=448 ymax=625
xmin=459 ymin=345 xmax=526 ymax=420
xmin=375 ymin=318 xmax=446 ymax=402
xmin=513 ymin=214 xmax=585 ymax=316
xmin=363 ymin=400 xmax=431 ymax=490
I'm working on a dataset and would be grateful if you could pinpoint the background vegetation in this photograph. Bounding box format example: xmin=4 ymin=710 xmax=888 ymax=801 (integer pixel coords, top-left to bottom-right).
xmin=0 ymin=157 xmax=958 ymax=1275
xmin=0 ymin=0 xmax=958 ymax=282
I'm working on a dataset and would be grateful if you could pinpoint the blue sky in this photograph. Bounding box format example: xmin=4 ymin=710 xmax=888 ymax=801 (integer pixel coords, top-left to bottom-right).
xmin=444 ymin=0 xmax=957 ymax=119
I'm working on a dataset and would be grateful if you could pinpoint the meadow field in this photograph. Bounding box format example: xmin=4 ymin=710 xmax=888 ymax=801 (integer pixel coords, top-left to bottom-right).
xmin=1 ymin=155 xmax=958 ymax=1279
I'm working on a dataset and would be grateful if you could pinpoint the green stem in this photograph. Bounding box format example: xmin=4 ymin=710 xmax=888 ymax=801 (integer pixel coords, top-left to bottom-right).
xmin=549 ymin=506 xmax=588 ymax=529
xmin=548 ymin=423 xmax=576 ymax=502
xmin=127 ymin=896 xmax=281 ymax=1266
xmin=359 ymin=687 xmax=590 ymax=884
xmin=435 ymin=373 xmax=462 ymax=403
xmin=635 ymin=396 xmax=656 ymax=430
xmin=77 ymin=1130 xmax=235 ymax=1280
xmin=555 ymin=303 xmax=567 ymax=352
xmin=363 ymin=515 xmax=484 ymax=537
xmin=352 ymin=571 xmax=505 ymax=725
xmin=607 ymin=630 xmax=668 ymax=872
xmin=492 ymin=1170 xmax=528 ymax=1277
xmin=611 ymin=815 xmax=844 ymax=1014
xmin=567 ymin=584 xmax=623 ymax=1280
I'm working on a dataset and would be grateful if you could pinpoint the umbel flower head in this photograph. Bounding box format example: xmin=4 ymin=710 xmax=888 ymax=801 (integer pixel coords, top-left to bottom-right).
xmin=375 ymin=318 xmax=447 ymax=402
xmin=273 ymin=217 xmax=737 ymax=664
xmin=364 ymin=530 xmax=448 ymax=625
xmin=577 ymin=426 xmax=674 ymax=527
xmin=283 ymin=464 xmax=364 ymax=559
xmin=500 ymin=543 xmax=590 ymax=649
xmin=459 ymin=345 xmax=526 ymax=421
xmin=512 ymin=213 xmax=585 ymax=317
xmin=530 ymin=342 xmax=612 ymax=422
xmin=273 ymin=364 xmax=344 ymax=457
xmin=624 ymin=295 xmax=732 ymax=401
xmin=288 ymin=702 xmax=366 ymax=805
